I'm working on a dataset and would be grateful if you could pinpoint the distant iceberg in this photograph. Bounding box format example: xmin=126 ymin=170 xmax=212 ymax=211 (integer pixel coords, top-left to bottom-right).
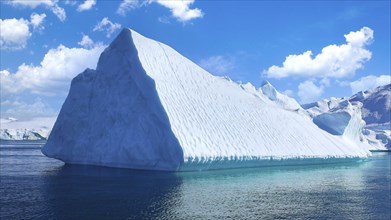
xmin=0 ymin=117 xmax=55 ymax=140
xmin=303 ymin=84 xmax=391 ymax=151
xmin=42 ymin=29 xmax=371 ymax=171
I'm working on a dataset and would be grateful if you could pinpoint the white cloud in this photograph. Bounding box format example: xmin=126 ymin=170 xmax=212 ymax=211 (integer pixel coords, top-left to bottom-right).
xmin=116 ymin=0 xmax=203 ymax=22
xmin=63 ymin=0 xmax=77 ymax=6
xmin=78 ymin=35 xmax=94 ymax=48
xmin=77 ymin=0 xmax=96 ymax=12
xmin=0 ymin=44 xmax=106 ymax=96
xmin=117 ymin=0 xmax=143 ymax=16
xmin=0 ymin=18 xmax=31 ymax=50
xmin=199 ymin=55 xmax=236 ymax=75
xmin=7 ymin=0 xmax=66 ymax=21
xmin=1 ymin=97 xmax=56 ymax=119
xmin=282 ymin=89 xmax=294 ymax=97
xmin=30 ymin=13 xmax=46 ymax=31
xmin=350 ymin=75 xmax=391 ymax=94
xmin=265 ymin=27 xmax=373 ymax=79
xmin=93 ymin=17 xmax=122 ymax=38
xmin=50 ymin=4 xmax=66 ymax=21
xmin=6 ymin=0 xmax=54 ymax=8
xmin=1 ymin=13 xmax=49 ymax=50
xmin=155 ymin=0 xmax=203 ymax=22
xmin=158 ymin=16 xmax=170 ymax=24
xmin=320 ymin=78 xmax=330 ymax=87
xmin=298 ymin=80 xmax=324 ymax=103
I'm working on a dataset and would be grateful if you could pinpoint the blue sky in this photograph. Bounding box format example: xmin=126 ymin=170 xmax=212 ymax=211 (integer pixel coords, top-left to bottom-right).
xmin=1 ymin=0 xmax=390 ymax=119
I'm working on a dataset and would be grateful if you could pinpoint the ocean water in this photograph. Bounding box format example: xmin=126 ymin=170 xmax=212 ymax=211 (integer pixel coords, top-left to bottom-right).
xmin=0 ymin=141 xmax=390 ymax=219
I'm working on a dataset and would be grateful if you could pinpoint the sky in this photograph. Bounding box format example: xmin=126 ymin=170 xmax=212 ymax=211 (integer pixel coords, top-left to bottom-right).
xmin=1 ymin=0 xmax=390 ymax=119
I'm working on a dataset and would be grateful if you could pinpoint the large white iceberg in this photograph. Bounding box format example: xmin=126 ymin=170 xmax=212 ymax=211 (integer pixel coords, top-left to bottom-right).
xmin=42 ymin=29 xmax=370 ymax=171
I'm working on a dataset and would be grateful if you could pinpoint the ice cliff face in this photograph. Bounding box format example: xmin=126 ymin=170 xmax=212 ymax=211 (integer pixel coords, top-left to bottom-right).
xmin=0 ymin=129 xmax=49 ymax=140
xmin=351 ymin=84 xmax=391 ymax=150
xmin=0 ymin=117 xmax=54 ymax=140
xmin=350 ymin=84 xmax=390 ymax=125
xmin=42 ymin=31 xmax=183 ymax=171
xmin=42 ymin=29 xmax=370 ymax=171
xmin=306 ymin=100 xmax=366 ymax=143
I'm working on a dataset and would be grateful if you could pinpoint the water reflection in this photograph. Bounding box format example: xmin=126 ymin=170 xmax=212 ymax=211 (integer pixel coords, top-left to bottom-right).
xmin=1 ymin=142 xmax=390 ymax=219
xmin=42 ymin=165 xmax=182 ymax=219
xmin=173 ymin=163 xmax=374 ymax=219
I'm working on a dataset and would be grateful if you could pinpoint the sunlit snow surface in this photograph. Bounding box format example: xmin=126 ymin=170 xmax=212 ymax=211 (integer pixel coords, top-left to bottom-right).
xmin=42 ymin=29 xmax=370 ymax=171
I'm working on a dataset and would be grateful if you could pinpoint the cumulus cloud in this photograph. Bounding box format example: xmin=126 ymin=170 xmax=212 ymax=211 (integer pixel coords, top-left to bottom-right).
xmin=30 ymin=13 xmax=46 ymax=31
xmin=77 ymin=0 xmax=96 ymax=12
xmin=78 ymin=35 xmax=94 ymax=48
xmin=350 ymin=75 xmax=391 ymax=94
xmin=93 ymin=17 xmax=121 ymax=38
xmin=199 ymin=55 xmax=236 ymax=75
xmin=298 ymin=80 xmax=324 ymax=103
xmin=1 ymin=13 xmax=49 ymax=50
xmin=265 ymin=27 xmax=373 ymax=79
xmin=116 ymin=0 xmax=203 ymax=22
xmin=0 ymin=44 xmax=106 ymax=96
xmin=155 ymin=0 xmax=203 ymax=22
xmin=7 ymin=0 xmax=66 ymax=21
xmin=0 ymin=18 xmax=31 ymax=50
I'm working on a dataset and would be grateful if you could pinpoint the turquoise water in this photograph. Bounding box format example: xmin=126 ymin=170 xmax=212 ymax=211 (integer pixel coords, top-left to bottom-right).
xmin=1 ymin=141 xmax=390 ymax=219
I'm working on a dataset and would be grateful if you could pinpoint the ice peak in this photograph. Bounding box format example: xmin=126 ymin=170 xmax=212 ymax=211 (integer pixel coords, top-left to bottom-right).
xmin=96 ymin=28 xmax=135 ymax=73
xmin=260 ymin=80 xmax=273 ymax=87
xmin=260 ymin=80 xmax=277 ymax=101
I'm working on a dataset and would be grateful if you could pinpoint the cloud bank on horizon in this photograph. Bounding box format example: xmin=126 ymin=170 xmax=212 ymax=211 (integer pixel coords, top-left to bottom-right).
xmin=0 ymin=1 xmax=390 ymax=119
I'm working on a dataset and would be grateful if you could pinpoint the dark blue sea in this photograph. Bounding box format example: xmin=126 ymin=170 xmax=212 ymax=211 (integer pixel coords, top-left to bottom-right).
xmin=1 ymin=140 xmax=390 ymax=219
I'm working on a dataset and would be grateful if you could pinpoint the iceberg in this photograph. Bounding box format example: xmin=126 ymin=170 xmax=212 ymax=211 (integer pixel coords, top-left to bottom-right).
xmin=303 ymin=84 xmax=391 ymax=151
xmin=0 ymin=117 xmax=55 ymax=140
xmin=42 ymin=29 xmax=370 ymax=171
xmin=311 ymin=100 xmax=366 ymax=143
xmin=350 ymin=84 xmax=390 ymax=125
xmin=351 ymin=84 xmax=391 ymax=150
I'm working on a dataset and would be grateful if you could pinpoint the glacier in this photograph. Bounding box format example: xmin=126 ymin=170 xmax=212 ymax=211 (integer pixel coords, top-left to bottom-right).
xmin=0 ymin=117 xmax=55 ymax=140
xmin=42 ymin=28 xmax=371 ymax=171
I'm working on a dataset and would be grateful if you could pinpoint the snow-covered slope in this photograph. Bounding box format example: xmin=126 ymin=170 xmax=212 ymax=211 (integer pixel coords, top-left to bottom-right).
xmin=0 ymin=117 xmax=56 ymax=140
xmin=42 ymin=29 xmax=370 ymax=171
